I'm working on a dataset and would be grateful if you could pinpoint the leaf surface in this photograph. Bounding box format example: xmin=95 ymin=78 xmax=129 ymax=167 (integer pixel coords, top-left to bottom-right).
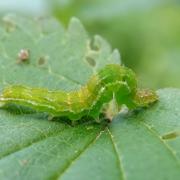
xmin=0 ymin=15 xmax=179 ymax=180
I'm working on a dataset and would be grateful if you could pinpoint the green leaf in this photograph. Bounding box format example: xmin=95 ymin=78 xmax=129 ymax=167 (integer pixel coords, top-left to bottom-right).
xmin=0 ymin=15 xmax=180 ymax=180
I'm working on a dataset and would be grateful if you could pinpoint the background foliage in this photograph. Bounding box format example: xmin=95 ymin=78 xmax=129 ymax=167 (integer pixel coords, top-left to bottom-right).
xmin=49 ymin=0 xmax=180 ymax=88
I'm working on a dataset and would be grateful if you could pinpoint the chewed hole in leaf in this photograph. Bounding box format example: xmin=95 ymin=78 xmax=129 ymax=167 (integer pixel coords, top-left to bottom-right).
xmin=89 ymin=38 xmax=100 ymax=51
xmin=161 ymin=131 xmax=180 ymax=140
xmin=86 ymin=56 xmax=96 ymax=67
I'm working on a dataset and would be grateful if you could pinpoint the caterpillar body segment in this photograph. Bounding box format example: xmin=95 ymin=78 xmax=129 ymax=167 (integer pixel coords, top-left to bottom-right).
xmin=0 ymin=64 xmax=158 ymax=121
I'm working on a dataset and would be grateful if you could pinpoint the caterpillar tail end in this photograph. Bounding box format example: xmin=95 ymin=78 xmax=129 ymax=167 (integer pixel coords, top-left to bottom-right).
xmin=133 ymin=89 xmax=158 ymax=108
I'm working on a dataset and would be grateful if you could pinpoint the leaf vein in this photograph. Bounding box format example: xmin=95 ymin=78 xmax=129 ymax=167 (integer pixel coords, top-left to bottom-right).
xmin=107 ymin=127 xmax=126 ymax=180
xmin=0 ymin=124 xmax=69 ymax=160
xmin=141 ymin=121 xmax=180 ymax=166
xmin=55 ymin=128 xmax=104 ymax=180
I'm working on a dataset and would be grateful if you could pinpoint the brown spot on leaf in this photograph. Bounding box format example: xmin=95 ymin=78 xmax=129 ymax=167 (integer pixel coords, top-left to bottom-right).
xmin=161 ymin=131 xmax=180 ymax=140
xmin=38 ymin=57 xmax=46 ymax=65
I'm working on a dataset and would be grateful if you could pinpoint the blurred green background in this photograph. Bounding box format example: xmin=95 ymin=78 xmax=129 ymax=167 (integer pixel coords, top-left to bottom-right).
xmin=0 ymin=0 xmax=180 ymax=89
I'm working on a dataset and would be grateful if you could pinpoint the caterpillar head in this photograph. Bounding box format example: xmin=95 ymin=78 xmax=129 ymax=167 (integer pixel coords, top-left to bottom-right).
xmin=133 ymin=89 xmax=158 ymax=107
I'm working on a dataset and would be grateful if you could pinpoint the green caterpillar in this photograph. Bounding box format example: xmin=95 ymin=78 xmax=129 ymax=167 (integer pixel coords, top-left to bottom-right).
xmin=0 ymin=64 xmax=158 ymax=121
